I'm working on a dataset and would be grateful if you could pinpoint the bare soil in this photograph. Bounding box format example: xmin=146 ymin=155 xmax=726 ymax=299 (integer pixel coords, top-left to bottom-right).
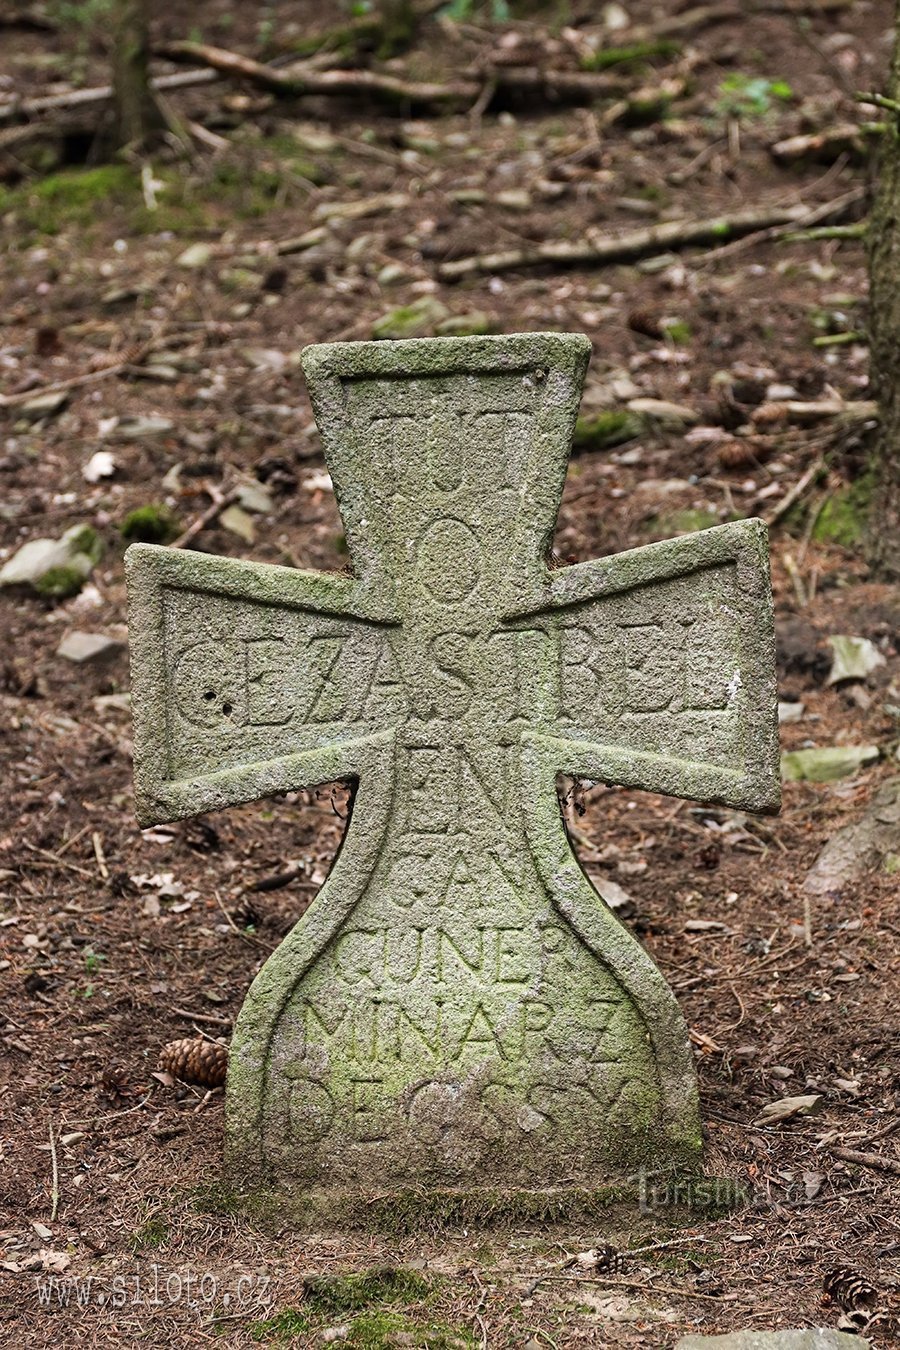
xmin=1 ymin=1 xmax=899 ymax=1346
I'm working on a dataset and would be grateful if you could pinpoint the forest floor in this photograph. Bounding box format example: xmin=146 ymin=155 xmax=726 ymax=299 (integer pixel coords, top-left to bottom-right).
xmin=1 ymin=0 xmax=900 ymax=1346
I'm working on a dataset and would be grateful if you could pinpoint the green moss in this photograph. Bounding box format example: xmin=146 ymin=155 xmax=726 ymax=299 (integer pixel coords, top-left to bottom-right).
xmin=67 ymin=524 xmax=104 ymax=562
xmin=120 ymin=504 xmax=180 ymax=545
xmin=250 ymin=1307 xmax=311 ymax=1340
xmin=303 ymin=1268 xmax=432 ymax=1318
xmin=191 ymin=1180 xmax=242 ymax=1216
xmin=249 ymin=1271 xmax=441 ymax=1345
xmin=129 ymin=1214 xmax=169 ymax=1253
xmin=34 ymin=565 xmax=91 ymax=599
xmin=0 ymin=165 xmax=137 ymax=234
xmin=812 ymin=473 xmax=873 ymax=547
xmin=572 ymin=410 xmax=642 ymax=452
xmin=372 ymin=297 xmax=449 ymax=340
xmin=345 ymin=1183 xmax=638 ymax=1235
xmin=435 ymin=312 xmax=496 ymax=337
xmin=250 ymin=1308 xmax=472 ymax=1349
xmin=661 ymin=318 xmax=692 ymax=344
xmin=581 ymin=39 xmax=681 ymax=70
xmin=653 ymin=509 xmax=720 ymax=535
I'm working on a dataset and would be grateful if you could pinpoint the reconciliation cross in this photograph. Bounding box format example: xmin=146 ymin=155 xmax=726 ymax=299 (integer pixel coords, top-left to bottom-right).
xmin=126 ymin=332 xmax=779 ymax=1210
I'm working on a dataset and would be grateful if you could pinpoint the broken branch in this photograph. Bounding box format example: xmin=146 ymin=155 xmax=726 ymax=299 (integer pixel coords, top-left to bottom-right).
xmin=832 ymin=1145 xmax=900 ymax=1176
xmin=438 ymin=198 xmax=853 ymax=280
xmin=156 ymin=41 xmax=630 ymax=109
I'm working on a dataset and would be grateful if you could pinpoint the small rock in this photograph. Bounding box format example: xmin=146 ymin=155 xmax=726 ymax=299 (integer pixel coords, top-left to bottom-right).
xmin=372 ymin=296 xmax=449 ymax=341
xmin=496 ymin=189 xmax=532 ymax=211
xmin=753 ymin=1093 xmax=823 ymax=1126
xmin=220 ymin=504 xmax=256 ymax=543
xmin=627 ymin=397 xmax=700 ymax=425
xmin=176 ymin=242 xmax=213 ymax=268
xmin=676 ymin=1331 xmax=868 ymax=1349
xmin=82 ymin=450 xmax=116 ymax=483
xmin=803 ymin=776 xmax=900 ymax=895
xmin=0 ymin=524 xmax=102 ymax=598
xmin=235 ymin=480 xmax=274 ymax=515
xmin=18 ymin=389 xmax=69 ymax=421
xmin=781 ymin=746 xmax=879 ymax=783
xmin=778 ymin=701 xmax=805 ymax=724
xmin=57 ymin=631 xmax=124 ymax=665
xmin=825 ymin=635 xmax=886 ymax=686
xmin=108 ymin=414 xmax=174 ymax=440
xmin=594 ymin=876 xmax=634 ymax=914
xmin=435 ymin=312 xmax=494 ymax=337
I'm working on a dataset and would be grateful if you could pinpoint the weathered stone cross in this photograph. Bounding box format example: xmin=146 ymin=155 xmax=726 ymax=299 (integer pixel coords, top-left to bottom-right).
xmin=127 ymin=333 xmax=779 ymax=1210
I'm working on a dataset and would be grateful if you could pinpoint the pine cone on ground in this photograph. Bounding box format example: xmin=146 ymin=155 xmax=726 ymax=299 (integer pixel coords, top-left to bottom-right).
xmin=158 ymin=1038 xmax=228 ymax=1089
xmin=823 ymin=1266 xmax=881 ymax=1332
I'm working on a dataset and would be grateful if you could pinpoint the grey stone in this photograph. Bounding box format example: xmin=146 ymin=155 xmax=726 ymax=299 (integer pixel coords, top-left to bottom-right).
xmin=804 ymin=774 xmax=900 ymax=894
xmin=56 ymin=631 xmax=124 ymax=664
xmin=675 ymin=1332 xmax=869 ymax=1350
xmin=0 ymin=524 xmax=102 ymax=596
xmin=781 ymin=745 xmax=879 ymax=783
xmin=125 ymin=332 xmax=779 ymax=1212
xmin=18 ymin=389 xmax=69 ymax=421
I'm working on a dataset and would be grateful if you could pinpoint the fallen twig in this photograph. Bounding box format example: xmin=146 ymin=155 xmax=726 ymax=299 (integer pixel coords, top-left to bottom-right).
xmin=439 ymin=197 xmax=855 ymax=279
xmin=771 ymin=123 xmax=882 ymax=165
xmin=170 ymin=485 xmax=240 ymax=550
xmin=763 ymin=456 xmax=826 ymax=528
xmin=694 ymin=187 xmax=866 ymax=265
xmin=752 ymin=397 xmax=878 ymax=426
xmin=0 ymin=68 xmax=219 ymax=125
xmin=832 ymin=1146 xmax=900 ymax=1176
xmin=0 ymin=330 xmax=163 ymax=410
xmin=157 ymin=40 xmax=480 ymax=104
xmin=173 ymin=1008 xmax=233 ymax=1027
xmin=157 ymin=41 xmax=630 ymax=109
xmin=48 ymin=1119 xmax=59 ymax=1223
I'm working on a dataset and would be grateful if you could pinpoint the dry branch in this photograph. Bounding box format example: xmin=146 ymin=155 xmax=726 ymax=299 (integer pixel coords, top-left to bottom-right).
xmin=438 ymin=199 xmax=853 ymax=280
xmin=0 ymin=69 xmax=219 ymax=126
xmin=0 ymin=331 xmax=162 ymax=410
xmin=832 ymin=1145 xmax=900 ymax=1176
xmin=156 ymin=41 xmax=629 ymax=108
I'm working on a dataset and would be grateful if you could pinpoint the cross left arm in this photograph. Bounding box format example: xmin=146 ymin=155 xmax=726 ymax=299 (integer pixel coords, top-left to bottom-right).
xmin=126 ymin=544 xmax=400 ymax=826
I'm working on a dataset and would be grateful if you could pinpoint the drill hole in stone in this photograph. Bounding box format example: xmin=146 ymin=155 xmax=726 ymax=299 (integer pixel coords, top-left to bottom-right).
xmin=202 ymin=690 xmax=216 ymax=702
xmin=222 ymin=702 xmax=233 ymax=716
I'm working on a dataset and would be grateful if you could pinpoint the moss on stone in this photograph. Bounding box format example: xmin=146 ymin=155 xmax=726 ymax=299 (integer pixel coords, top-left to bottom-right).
xmin=33 ymin=564 xmax=92 ymax=599
xmin=572 ymin=410 xmax=642 ymax=451
xmin=581 ymin=39 xmax=681 ymax=70
xmin=653 ymin=509 xmax=720 ymax=535
xmin=812 ymin=473 xmax=873 ymax=547
xmin=120 ymin=504 xmax=180 ymax=545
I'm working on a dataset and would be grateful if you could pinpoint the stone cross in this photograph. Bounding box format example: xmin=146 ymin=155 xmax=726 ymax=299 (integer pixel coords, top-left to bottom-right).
xmin=127 ymin=333 xmax=779 ymax=1210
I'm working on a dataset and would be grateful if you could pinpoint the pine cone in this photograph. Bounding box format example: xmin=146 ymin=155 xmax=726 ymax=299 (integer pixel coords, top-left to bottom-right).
xmin=717 ymin=440 xmax=759 ymax=470
xmin=824 ymin=1266 xmax=879 ymax=1311
xmin=570 ymin=1243 xmax=626 ymax=1275
xmin=158 ymin=1038 xmax=228 ymax=1088
xmin=824 ymin=1266 xmax=881 ymax=1332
